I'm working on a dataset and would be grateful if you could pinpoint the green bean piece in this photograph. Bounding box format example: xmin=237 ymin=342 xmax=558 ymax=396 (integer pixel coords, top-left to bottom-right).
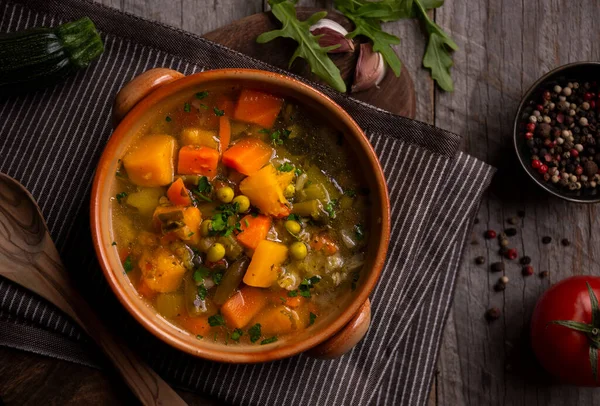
xmin=218 ymin=235 xmax=244 ymax=260
xmin=291 ymin=199 xmax=323 ymax=219
xmin=298 ymin=183 xmax=328 ymax=202
xmin=213 ymin=257 xmax=250 ymax=305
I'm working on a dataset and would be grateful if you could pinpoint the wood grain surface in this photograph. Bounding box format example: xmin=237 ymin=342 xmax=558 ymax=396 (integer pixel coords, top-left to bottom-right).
xmin=2 ymin=1 xmax=600 ymax=405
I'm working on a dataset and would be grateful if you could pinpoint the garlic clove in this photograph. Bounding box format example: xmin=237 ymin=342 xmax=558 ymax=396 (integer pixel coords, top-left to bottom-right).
xmin=351 ymin=43 xmax=387 ymax=93
xmin=310 ymin=18 xmax=354 ymax=53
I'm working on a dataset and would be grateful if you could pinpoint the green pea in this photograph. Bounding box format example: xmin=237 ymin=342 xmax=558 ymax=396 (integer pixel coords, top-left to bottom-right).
xmin=216 ymin=186 xmax=234 ymax=203
xmin=200 ymin=220 xmax=212 ymax=237
xmin=284 ymin=220 xmax=301 ymax=235
xmin=207 ymin=243 xmax=226 ymax=262
xmin=290 ymin=242 xmax=307 ymax=260
xmin=232 ymin=195 xmax=250 ymax=213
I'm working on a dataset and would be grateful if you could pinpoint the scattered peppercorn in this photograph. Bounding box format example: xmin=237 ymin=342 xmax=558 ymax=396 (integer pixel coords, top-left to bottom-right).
xmin=522 ymin=265 xmax=534 ymax=276
xmin=505 ymin=228 xmax=517 ymax=237
xmin=494 ymin=276 xmax=509 ymax=292
xmin=485 ymin=307 xmax=501 ymax=321
xmin=505 ymin=248 xmax=518 ymax=260
xmin=520 ymin=256 xmax=531 ymax=265
xmin=498 ymin=247 xmax=508 ymax=256
xmin=499 ymin=238 xmax=509 ymax=247
xmin=475 ymin=256 xmax=486 ymax=265
xmin=485 ymin=230 xmax=497 ymax=239
xmin=507 ymin=217 xmax=518 ymax=225
xmin=517 ymin=210 xmax=526 ymax=218
xmin=539 ymin=270 xmax=550 ymax=278
xmin=561 ymin=238 xmax=571 ymax=247
xmin=490 ymin=262 xmax=505 ymax=273
xmin=542 ymin=236 xmax=552 ymax=244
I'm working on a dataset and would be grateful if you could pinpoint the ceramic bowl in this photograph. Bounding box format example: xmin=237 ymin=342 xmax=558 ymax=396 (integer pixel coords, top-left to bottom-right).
xmin=91 ymin=68 xmax=390 ymax=363
xmin=513 ymin=62 xmax=600 ymax=203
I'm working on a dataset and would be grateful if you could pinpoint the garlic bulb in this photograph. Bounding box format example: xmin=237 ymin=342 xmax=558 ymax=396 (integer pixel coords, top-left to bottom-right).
xmin=351 ymin=43 xmax=386 ymax=93
xmin=310 ymin=18 xmax=354 ymax=53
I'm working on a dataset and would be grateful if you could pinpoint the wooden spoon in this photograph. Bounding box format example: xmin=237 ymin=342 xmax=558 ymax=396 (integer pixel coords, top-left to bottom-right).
xmin=0 ymin=173 xmax=187 ymax=406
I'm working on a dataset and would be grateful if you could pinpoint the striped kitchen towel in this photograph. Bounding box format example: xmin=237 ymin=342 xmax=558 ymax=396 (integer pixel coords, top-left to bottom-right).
xmin=0 ymin=0 xmax=494 ymax=405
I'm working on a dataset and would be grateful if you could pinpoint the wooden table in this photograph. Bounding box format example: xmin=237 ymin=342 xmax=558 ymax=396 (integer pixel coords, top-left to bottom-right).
xmin=2 ymin=1 xmax=600 ymax=405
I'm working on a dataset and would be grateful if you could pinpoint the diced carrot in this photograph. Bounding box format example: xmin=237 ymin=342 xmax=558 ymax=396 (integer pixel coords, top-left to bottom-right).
xmin=310 ymin=232 xmax=339 ymax=256
xmin=221 ymin=286 xmax=268 ymax=329
xmin=178 ymin=315 xmax=211 ymax=336
xmin=136 ymin=278 xmax=157 ymax=300
xmin=252 ymin=305 xmax=296 ymax=335
xmin=243 ymin=240 xmax=288 ymax=288
xmin=166 ymin=178 xmax=192 ymax=206
xmin=219 ymin=116 xmax=231 ymax=153
xmin=221 ymin=138 xmax=273 ymax=176
xmin=216 ymin=95 xmax=235 ymax=117
xmin=122 ymin=134 xmax=175 ymax=187
xmin=233 ymin=89 xmax=284 ymax=128
xmin=236 ymin=214 xmax=272 ymax=250
xmin=239 ymin=165 xmax=291 ymax=217
xmin=177 ymin=145 xmax=220 ymax=178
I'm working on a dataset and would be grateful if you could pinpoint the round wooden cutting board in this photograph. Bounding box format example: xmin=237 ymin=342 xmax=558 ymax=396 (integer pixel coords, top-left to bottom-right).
xmin=203 ymin=7 xmax=416 ymax=119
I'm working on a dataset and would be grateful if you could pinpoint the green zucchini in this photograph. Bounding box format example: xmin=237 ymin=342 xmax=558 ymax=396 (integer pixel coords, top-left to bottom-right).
xmin=0 ymin=17 xmax=104 ymax=90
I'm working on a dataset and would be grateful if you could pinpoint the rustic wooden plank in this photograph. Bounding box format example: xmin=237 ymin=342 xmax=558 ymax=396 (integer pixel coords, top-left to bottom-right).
xmin=434 ymin=1 xmax=600 ymax=405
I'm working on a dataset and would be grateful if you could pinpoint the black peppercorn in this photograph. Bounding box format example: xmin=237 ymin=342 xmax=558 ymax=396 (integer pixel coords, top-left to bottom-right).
xmin=505 ymin=228 xmax=517 ymax=237
xmin=490 ymin=262 xmax=505 ymax=273
xmin=520 ymin=256 xmax=531 ymax=265
xmin=485 ymin=307 xmax=501 ymax=321
xmin=507 ymin=217 xmax=518 ymax=225
xmin=475 ymin=256 xmax=486 ymax=265
xmin=542 ymin=236 xmax=552 ymax=244
xmin=539 ymin=270 xmax=550 ymax=278
xmin=561 ymin=238 xmax=571 ymax=247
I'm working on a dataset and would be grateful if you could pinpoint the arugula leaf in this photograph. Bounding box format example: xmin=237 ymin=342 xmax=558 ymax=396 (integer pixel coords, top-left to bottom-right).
xmin=414 ymin=0 xmax=457 ymax=91
xmin=334 ymin=0 xmax=402 ymax=76
xmin=258 ymin=0 xmax=346 ymax=92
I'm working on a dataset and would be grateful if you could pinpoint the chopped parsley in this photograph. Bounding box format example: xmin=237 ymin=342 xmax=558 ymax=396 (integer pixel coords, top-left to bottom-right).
xmin=354 ymin=224 xmax=365 ymax=241
xmin=193 ymin=267 xmax=210 ymax=283
xmin=195 ymin=91 xmax=209 ymax=99
xmin=260 ymin=337 xmax=278 ymax=345
xmin=210 ymin=202 xmax=240 ymax=237
xmin=344 ymin=189 xmax=356 ymax=198
xmin=198 ymin=104 xmax=208 ymax=110
xmin=294 ymin=168 xmax=303 ymax=176
xmin=115 ymin=192 xmax=127 ymax=203
xmin=248 ymin=323 xmax=262 ymax=343
xmin=289 ymin=276 xmax=321 ymax=298
xmin=192 ymin=176 xmax=212 ymax=202
xmin=244 ymin=219 xmax=250 ymax=227
xmin=123 ymin=255 xmax=133 ymax=273
xmin=230 ymin=328 xmax=243 ymax=341
xmin=309 ymin=312 xmax=317 ymax=326
xmin=269 ymin=129 xmax=291 ymax=145
xmin=208 ymin=314 xmax=226 ymax=327
xmin=196 ymin=334 xmax=203 ymax=340
xmin=213 ymin=107 xmax=225 ymax=116
xmin=325 ymin=200 xmax=337 ymax=218
xmin=188 ymin=232 xmax=195 ymax=237
xmin=287 ymin=214 xmax=300 ymax=222
xmin=184 ymin=102 xmax=191 ymax=113
xmin=278 ymin=162 xmax=294 ymax=172
xmin=213 ymin=271 xmax=224 ymax=285
xmin=111 ymin=241 xmax=117 ymax=246
xmin=197 ymin=285 xmax=208 ymax=300
xmin=165 ymin=116 xmax=172 ymax=122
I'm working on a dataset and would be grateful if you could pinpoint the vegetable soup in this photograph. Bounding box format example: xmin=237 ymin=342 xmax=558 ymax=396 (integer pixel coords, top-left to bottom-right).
xmin=111 ymin=86 xmax=370 ymax=345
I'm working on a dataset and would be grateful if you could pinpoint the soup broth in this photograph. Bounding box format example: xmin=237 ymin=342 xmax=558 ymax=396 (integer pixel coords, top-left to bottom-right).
xmin=111 ymin=86 xmax=370 ymax=345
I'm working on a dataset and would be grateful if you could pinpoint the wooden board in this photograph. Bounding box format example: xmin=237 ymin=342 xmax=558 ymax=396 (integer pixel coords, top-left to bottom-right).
xmin=203 ymin=7 xmax=417 ymax=119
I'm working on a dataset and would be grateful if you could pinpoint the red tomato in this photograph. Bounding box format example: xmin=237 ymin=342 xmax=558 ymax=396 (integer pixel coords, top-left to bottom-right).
xmin=530 ymin=275 xmax=600 ymax=386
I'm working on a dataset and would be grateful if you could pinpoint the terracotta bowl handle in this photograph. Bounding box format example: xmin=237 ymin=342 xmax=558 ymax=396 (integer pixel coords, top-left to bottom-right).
xmin=307 ymin=298 xmax=371 ymax=359
xmin=112 ymin=68 xmax=185 ymax=127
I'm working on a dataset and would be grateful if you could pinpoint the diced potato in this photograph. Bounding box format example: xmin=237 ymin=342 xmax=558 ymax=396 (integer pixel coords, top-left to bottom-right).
xmin=139 ymin=247 xmax=186 ymax=292
xmin=243 ymin=240 xmax=288 ymax=287
xmin=180 ymin=127 xmax=219 ymax=149
xmin=252 ymin=305 xmax=296 ymax=335
xmin=155 ymin=293 xmax=186 ymax=319
xmin=126 ymin=187 xmax=165 ymax=217
xmin=123 ymin=134 xmax=175 ymax=186
xmin=239 ymin=165 xmax=291 ymax=217
xmin=276 ymin=170 xmax=295 ymax=190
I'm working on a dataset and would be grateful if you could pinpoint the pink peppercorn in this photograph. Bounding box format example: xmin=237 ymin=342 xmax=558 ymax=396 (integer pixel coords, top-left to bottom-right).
xmin=543 ymin=91 xmax=551 ymax=100
xmin=522 ymin=265 xmax=534 ymax=276
xmin=536 ymin=104 xmax=544 ymax=111
xmin=538 ymin=164 xmax=548 ymax=174
xmin=485 ymin=230 xmax=497 ymax=239
xmin=570 ymin=149 xmax=579 ymax=158
xmin=525 ymin=132 xmax=534 ymax=139
xmin=505 ymin=248 xmax=518 ymax=260
xmin=543 ymin=154 xmax=552 ymax=162
xmin=576 ymin=165 xmax=583 ymax=175
xmin=526 ymin=123 xmax=536 ymax=132
xmin=591 ymin=100 xmax=596 ymax=109
xmin=584 ymin=92 xmax=594 ymax=101
xmin=531 ymin=159 xmax=542 ymax=169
